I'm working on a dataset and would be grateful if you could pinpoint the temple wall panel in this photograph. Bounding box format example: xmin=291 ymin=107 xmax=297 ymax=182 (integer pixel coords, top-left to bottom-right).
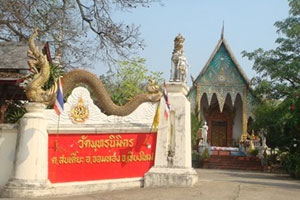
xmin=232 ymin=96 xmax=243 ymax=143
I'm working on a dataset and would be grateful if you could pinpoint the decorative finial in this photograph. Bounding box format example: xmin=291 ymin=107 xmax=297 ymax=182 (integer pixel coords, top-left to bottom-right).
xmin=221 ymin=21 xmax=224 ymax=39
xmin=173 ymin=33 xmax=185 ymax=54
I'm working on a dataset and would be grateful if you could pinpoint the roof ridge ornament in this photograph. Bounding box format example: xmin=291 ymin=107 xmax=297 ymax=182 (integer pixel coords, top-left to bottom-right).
xmin=221 ymin=21 xmax=225 ymax=39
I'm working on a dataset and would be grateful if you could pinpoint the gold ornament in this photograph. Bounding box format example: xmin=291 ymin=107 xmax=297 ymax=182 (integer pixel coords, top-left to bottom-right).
xmin=26 ymin=28 xmax=57 ymax=104
xmin=70 ymin=97 xmax=89 ymax=123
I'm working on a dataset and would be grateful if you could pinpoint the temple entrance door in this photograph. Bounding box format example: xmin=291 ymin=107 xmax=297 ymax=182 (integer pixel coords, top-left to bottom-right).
xmin=206 ymin=104 xmax=233 ymax=147
xmin=211 ymin=121 xmax=227 ymax=146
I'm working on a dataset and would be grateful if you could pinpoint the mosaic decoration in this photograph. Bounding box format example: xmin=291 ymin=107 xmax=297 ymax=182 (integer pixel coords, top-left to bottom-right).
xmin=200 ymin=44 xmax=245 ymax=86
xmin=189 ymin=43 xmax=255 ymax=113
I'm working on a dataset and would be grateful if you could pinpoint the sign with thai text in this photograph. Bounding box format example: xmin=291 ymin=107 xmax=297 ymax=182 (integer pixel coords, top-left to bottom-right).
xmin=48 ymin=133 xmax=156 ymax=183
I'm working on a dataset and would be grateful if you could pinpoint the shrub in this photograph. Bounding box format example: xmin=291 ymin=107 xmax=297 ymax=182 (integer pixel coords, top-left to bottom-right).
xmin=281 ymin=152 xmax=300 ymax=179
xmin=249 ymin=149 xmax=259 ymax=156
xmin=4 ymin=101 xmax=26 ymax=123
xmin=201 ymin=148 xmax=210 ymax=160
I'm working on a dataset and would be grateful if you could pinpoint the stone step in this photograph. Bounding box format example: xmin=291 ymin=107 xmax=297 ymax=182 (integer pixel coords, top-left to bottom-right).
xmin=205 ymin=162 xmax=261 ymax=166
xmin=204 ymin=161 xmax=261 ymax=166
xmin=208 ymin=159 xmax=261 ymax=164
xmin=203 ymin=164 xmax=263 ymax=171
xmin=207 ymin=162 xmax=261 ymax=167
xmin=203 ymin=163 xmax=262 ymax=169
xmin=202 ymin=155 xmax=263 ymax=171
xmin=210 ymin=155 xmax=260 ymax=161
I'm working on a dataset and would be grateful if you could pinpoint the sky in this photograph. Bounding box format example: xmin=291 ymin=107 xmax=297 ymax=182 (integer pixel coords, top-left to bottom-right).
xmin=93 ymin=0 xmax=290 ymax=86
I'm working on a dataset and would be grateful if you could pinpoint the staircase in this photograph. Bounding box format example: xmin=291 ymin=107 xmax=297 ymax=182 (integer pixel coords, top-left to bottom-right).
xmin=203 ymin=151 xmax=263 ymax=171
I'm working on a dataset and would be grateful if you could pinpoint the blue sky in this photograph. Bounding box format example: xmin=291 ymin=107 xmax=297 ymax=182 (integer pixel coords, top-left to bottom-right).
xmin=93 ymin=0 xmax=290 ymax=86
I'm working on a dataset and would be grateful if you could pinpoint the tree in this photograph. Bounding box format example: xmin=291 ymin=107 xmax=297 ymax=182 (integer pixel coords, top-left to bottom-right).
xmin=100 ymin=57 xmax=163 ymax=105
xmin=242 ymin=0 xmax=300 ymax=177
xmin=0 ymin=0 xmax=160 ymax=69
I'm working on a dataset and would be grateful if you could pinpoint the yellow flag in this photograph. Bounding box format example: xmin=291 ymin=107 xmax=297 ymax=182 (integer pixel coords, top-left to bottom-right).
xmin=152 ymin=102 xmax=160 ymax=130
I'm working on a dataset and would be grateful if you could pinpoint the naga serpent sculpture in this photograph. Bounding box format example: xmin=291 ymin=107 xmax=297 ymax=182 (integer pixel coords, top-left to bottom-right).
xmin=26 ymin=29 xmax=162 ymax=116
xmin=26 ymin=28 xmax=57 ymax=104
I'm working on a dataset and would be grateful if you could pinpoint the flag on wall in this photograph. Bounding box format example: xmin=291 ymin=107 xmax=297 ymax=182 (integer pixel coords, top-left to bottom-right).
xmin=54 ymin=77 xmax=64 ymax=115
xmin=163 ymin=81 xmax=170 ymax=119
xmin=152 ymin=102 xmax=160 ymax=130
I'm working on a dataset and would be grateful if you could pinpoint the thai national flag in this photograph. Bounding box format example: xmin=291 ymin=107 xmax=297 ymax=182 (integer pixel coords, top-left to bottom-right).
xmin=163 ymin=81 xmax=170 ymax=119
xmin=54 ymin=77 xmax=64 ymax=115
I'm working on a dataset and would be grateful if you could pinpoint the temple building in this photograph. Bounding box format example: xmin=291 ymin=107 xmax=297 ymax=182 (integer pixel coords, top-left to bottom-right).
xmin=188 ymin=33 xmax=256 ymax=147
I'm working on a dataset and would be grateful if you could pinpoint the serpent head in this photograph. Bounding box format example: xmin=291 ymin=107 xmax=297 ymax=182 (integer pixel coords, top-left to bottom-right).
xmin=146 ymin=79 xmax=162 ymax=102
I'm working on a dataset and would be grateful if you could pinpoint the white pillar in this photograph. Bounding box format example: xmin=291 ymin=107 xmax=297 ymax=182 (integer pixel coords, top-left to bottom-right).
xmin=144 ymin=82 xmax=198 ymax=187
xmin=1 ymin=103 xmax=49 ymax=198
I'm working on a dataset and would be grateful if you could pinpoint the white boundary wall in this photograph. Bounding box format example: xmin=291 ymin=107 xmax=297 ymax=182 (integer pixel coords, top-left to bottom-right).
xmin=0 ymin=124 xmax=18 ymax=187
xmin=1 ymin=85 xmax=197 ymax=198
xmin=0 ymin=87 xmax=158 ymax=198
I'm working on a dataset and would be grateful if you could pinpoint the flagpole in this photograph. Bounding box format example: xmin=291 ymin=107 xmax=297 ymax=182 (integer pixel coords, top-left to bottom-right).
xmin=55 ymin=112 xmax=61 ymax=152
xmin=56 ymin=114 xmax=61 ymax=133
xmin=54 ymin=76 xmax=64 ymax=152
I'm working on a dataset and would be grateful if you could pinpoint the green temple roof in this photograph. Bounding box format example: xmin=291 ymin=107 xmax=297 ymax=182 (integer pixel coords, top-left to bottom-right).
xmin=188 ymin=33 xmax=256 ymax=114
xmin=192 ymin=36 xmax=251 ymax=88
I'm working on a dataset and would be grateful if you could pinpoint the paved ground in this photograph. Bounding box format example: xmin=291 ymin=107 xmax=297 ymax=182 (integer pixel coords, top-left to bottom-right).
xmin=2 ymin=169 xmax=300 ymax=200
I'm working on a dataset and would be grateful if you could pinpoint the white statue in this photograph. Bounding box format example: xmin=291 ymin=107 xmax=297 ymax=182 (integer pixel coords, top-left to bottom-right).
xmin=260 ymin=131 xmax=267 ymax=148
xmin=201 ymin=121 xmax=208 ymax=146
xmin=170 ymin=52 xmax=180 ymax=81
xmin=170 ymin=34 xmax=188 ymax=83
xmin=177 ymin=53 xmax=188 ymax=82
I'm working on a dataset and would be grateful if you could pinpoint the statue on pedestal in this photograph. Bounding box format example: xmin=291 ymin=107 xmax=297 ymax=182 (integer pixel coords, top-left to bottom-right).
xmin=170 ymin=34 xmax=188 ymax=83
xmin=202 ymin=121 xmax=208 ymax=146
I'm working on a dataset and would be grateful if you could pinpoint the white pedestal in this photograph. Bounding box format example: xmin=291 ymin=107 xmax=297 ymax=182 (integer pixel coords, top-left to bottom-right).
xmin=1 ymin=103 xmax=49 ymax=198
xmin=144 ymin=167 xmax=197 ymax=187
xmin=144 ymin=82 xmax=198 ymax=187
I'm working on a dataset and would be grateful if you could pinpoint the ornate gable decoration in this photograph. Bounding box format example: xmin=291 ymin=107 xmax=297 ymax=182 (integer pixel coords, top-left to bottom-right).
xmin=200 ymin=44 xmax=245 ymax=86
xmin=190 ymin=37 xmax=253 ymax=112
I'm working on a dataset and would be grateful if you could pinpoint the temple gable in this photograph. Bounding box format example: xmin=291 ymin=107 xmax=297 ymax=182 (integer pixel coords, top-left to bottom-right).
xmin=188 ymin=35 xmax=256 ymax=147
xmin=189 ymin=37 xmax=253 ymax=113
xmin=199 ymin=44 xmax=246 ymax=86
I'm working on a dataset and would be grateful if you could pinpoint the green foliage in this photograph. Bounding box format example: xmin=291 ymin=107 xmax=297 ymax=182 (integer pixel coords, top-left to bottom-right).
xmin=191 ymin=151 xmax=201 ymax=168
xmin=192 ymin=151 xmax=201 ymax=160
xmin=266 ymin=153 xmax=278 ymax=166
xmin=249 ymin=149 xmax=259 ymax=157
xmin=191 ymin=105 xmax=202 ymax=150
xmin=201 ymin=148 xmax=210 ymax=160
xmin=250 ymin=101 xmax=286 ymax=150
xmin=281 ymin=152 xmax=300 ymax=179
xmin=4 ymin=63 xmax=65 ymax=123
xmin=100 ymin=57 xmax=163 ymax=106
xmin=42 ymin=63 xmax=65 ymax=90
xmin=242 ymin=0 xmax=300 ymax=178
xmin=4 ymin=101 xmax=26 ymax=123
xmin=242 ymin=0 xmax=300 ymax=101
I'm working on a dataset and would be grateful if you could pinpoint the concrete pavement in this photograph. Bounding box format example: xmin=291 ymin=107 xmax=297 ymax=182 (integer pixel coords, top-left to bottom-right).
xmin=1 ymin=169 xmax=300 ymax=200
